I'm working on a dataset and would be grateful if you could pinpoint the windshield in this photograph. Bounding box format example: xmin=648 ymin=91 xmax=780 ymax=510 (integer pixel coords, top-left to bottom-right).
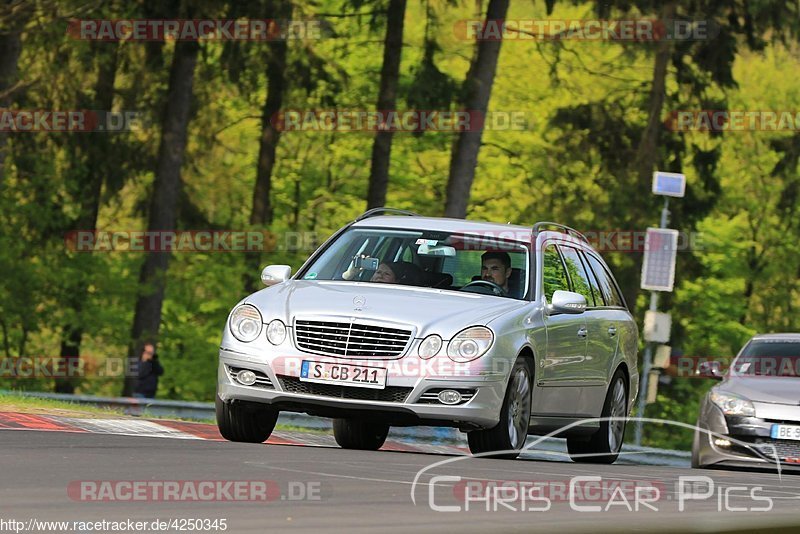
xmin=731 ymin=340 xmax=800 ymax=378
xmin=298 ymin=227 xmax=530 ymax=299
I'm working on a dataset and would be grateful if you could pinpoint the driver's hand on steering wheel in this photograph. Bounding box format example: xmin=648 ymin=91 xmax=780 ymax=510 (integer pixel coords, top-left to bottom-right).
xmin=461 ymin=279 xmax=507 ymax=296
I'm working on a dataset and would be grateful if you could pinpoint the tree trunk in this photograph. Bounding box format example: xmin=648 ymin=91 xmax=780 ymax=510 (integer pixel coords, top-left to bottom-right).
xmin=366 ymin=0 xmax=407 ymax=210
xmin=633 ymin=2 xmax=676 ymax=193
xmin=623 ymin=1 xmax=676 ymax=313
xmin=0 ymin=21 xmax=23 ymax=188
xmin=443 ymin=0 xmax=510 ymax=219
xmin=55 ymin=44 xmax=118 ymax=394
xmin=244 ymin=0 xmax=293 ymax=293
xmin=123 ymin=40 xmax=199 ymax=396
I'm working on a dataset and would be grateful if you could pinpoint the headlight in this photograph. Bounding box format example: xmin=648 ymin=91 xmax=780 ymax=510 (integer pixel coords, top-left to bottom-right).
xmin=447 ymin=326 xmax=493 ymax=362
xmin=710 ymin=390 xmax=756 ymax=416
xmin=418 ymin=334 xmax=442 ymax=359
xmin=229 ymin=304 xmax=263 ymax=343
xmin=266 ymin=319 xmax=287 ymax=345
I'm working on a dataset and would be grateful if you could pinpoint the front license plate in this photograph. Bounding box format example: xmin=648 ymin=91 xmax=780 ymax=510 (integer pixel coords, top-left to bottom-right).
xmin=299 ymin=361 xmax=387 ymax=390
xmin=770 ymin=424 xmax=800 ymax=441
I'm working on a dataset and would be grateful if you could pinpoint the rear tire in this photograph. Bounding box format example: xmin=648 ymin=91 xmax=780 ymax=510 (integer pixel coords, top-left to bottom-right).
xmin=567 ymin=369 xmax=627 ymax=464
xmin=333 ymin=419 xmax=390 ymax=450
xmin=467 ymin=356 xmax=532 ymax=459
xmin=691 ymin=424 xmax=704 ymax=468
xmin=216 ymin=395 xmax=278 ymax=443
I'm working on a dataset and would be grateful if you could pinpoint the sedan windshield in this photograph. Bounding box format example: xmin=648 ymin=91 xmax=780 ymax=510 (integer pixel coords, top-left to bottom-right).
xmin=298 ymin=227 xmax=529 ymax=299
xmin=731 ymin=341 xmax=800 ymax=378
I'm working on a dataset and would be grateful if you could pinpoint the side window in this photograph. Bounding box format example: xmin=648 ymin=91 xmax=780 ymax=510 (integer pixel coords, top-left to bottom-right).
xmin=559 ymin=246 xmax=596 ymax=307
xmin=542 ymin=245 xmax=569 ymax=301
xmin=585 ymin=253 xmax=624 ymax=308
xmin=579 ymin=250 xmax=605 ymax=306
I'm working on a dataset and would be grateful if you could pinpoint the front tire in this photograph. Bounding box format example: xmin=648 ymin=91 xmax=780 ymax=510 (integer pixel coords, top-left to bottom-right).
xmin=333 ymin=419 xmax=390 ymax=450
xmin=691 ymin=424 xmax=704 ymax=468
xmin=567 ymin=369 xmax=627 ymax=464
xmin=468 ymin=356 xmax=532 ymax=459
xmin=216 ymin=395 xmax=278 ymax=443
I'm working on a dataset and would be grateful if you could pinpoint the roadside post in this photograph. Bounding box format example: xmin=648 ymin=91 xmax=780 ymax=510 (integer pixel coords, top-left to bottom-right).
xmin=633 ymin=171 xmax=685 ymax=446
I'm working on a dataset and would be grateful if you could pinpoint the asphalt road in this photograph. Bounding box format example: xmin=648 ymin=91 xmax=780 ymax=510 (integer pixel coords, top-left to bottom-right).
xmin=2 ymin=430 xmax=800 ymax=533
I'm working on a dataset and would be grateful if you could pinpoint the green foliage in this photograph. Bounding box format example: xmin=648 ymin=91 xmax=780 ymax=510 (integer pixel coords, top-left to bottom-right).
xmin=0 ymin=1 xmax=798 ymax=455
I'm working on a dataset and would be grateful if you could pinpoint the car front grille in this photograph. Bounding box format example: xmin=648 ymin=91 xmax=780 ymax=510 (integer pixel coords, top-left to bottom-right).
xmin=277 ymin=376 xmax=412 ymax=403
xmin=754 ymin=439 xmax=800 ymax=460
xmin=294 ymin=319 xmax=412 ymax=358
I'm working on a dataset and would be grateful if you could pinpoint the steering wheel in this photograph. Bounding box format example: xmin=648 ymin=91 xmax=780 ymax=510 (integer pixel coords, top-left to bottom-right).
xmin=460 ymin=279 xmax=507 ymax=296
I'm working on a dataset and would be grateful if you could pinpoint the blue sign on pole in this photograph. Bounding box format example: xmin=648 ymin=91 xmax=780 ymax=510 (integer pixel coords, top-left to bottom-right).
xmin=652 ymin=171 xmax=686 ymax=198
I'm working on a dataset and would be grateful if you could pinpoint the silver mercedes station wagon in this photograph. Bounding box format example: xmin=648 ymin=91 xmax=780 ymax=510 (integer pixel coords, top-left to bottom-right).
xmin=216 ymin=208 xmax=638 ymax=461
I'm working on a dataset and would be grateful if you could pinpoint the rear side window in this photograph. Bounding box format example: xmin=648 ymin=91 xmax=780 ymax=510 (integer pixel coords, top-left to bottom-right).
xmin=558 ymin=245 xmax=596 ymax=307
xmin=578 ymin=250 xmax=605 ymax=307
xmin=585 ymin=253 xmax=625 ymax=308
xmin=542 ymin=245 xmax=569 ymax=301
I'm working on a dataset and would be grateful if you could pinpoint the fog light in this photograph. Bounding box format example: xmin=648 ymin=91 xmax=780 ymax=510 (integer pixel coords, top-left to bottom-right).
xmin=713 ymin=438 xmax=731 ymax=448
xmin=236 ymin=370 xmax=257 ymax=386
xmin=438 ymin=390 xmax=462 ymax=405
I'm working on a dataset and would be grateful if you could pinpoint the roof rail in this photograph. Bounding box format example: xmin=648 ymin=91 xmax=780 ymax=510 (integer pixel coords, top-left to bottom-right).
xmin=355 ymin=207 xmax=420 ymax=222
xmin=531 ymin=221 xmax=589 ymax=243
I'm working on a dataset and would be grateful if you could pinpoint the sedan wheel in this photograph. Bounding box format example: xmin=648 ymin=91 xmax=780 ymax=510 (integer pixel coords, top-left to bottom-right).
xmin=468 ymin=357 xmax=532 ymax=459
xmin=215 ymin=395 xmax=278 ymax=443
xmin=567 ymin=370 xmax=627 ymax=464
xmin=333 ymin=419 xmax=390 ymax=451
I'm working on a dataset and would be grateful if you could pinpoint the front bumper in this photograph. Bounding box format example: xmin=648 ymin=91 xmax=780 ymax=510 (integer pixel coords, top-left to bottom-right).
xmin=695 ymin=399 xmax=800 ymax=470
xmin=217 ymin=347 xmax=508 ymax=429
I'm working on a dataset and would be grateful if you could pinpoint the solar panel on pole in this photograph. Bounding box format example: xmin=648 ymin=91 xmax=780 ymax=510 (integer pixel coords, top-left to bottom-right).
xmin=641 ymin=228 xmax=679 ymax=292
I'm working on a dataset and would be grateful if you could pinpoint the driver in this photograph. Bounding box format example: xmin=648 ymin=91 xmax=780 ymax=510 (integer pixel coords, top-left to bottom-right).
xmin=481 ymin=251 xmax=512 ymax=294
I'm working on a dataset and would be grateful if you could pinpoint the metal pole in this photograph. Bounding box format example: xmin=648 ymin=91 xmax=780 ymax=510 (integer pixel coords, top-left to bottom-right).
xmin=633 ymin=198 xmax=670 ymax=446
xmin=634 ymin=293 xmax=659 ymax=445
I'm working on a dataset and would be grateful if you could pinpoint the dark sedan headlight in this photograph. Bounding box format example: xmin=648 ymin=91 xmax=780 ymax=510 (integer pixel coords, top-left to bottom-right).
xmin=229 ymin=304 xmax=263 ymax=343
xmin=710 ymin=390 xmax=756 ymax=417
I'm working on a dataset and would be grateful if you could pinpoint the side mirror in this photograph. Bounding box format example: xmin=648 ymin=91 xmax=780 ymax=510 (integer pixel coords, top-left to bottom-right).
xmin=696 ymin=361 xmax=723 ymax=380
xmin=548 ymin=290 xmax=587 ymax=314
xmin=261 ymin=265 xmax=291 ymax=287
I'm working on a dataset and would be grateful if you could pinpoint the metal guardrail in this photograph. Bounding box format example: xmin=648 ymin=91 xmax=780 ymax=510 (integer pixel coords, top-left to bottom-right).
xmin=4 ymin=390 xmax=217 ymax=421
xmin=3 ymin=390 xmax=691 ymax=467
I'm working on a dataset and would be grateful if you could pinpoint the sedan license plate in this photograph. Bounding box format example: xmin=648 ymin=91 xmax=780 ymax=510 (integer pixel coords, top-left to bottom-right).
xmin=300 ymin=361 xmax=387 ymax=390
xmin=770 ymin=424 xmax=800 ymax=441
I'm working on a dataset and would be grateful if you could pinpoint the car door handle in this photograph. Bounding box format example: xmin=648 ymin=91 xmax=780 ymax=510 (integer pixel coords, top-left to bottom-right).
xmin=608 ymin=326 xmax=617 ymax=337
xmin=577 ymin=327 xmax=588 ymax=338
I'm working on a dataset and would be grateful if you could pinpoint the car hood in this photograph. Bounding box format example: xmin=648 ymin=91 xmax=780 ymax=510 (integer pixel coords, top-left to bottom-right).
xmin=718 ymin=376 xmax=800 ymax=405
xmin=245 ymin=280 xmax=527 ymax=338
